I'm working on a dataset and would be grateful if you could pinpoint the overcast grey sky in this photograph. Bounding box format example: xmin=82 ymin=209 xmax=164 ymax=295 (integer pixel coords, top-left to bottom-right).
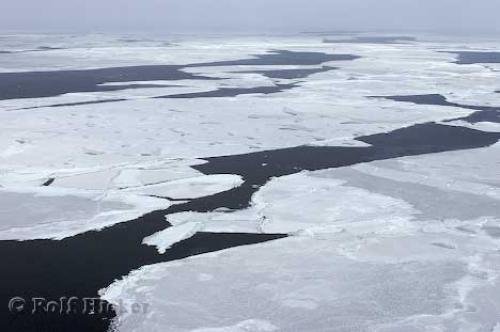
xmin=1 ymin=0 xmax=500 ymax=34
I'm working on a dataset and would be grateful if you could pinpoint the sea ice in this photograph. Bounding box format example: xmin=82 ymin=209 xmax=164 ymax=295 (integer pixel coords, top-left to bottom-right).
xmin=0 ymin=186 xmax=169 ymax=240
xmin=143 ymin=221 xmax=203 ymax=254
xmin=2 ymin=33 xmax=500 ymax=331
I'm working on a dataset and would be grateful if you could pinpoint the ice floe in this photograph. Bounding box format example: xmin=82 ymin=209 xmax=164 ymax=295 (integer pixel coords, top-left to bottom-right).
xmin=102 ymin=231 xmax=500 ymax=332
xmin=123 ymin=174 xmax=243 ymax=199
xmin=0 ymin=186 xmax=169 ymax=240
xmin=143 ymin=221 xmax=203 ymax=254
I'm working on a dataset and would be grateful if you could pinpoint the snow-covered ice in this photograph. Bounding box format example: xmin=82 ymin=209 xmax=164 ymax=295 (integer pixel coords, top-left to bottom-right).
xmin=143 ymin=221 xmax=203 ymax=254
xmin=1 ymin=33 xmax=500 ymax=331
xmin=0 ymin=186 xmax=170 ymax=240
xmin=102 ymin=233 xmax=499 ymax=332
xmin=123 ymin=174 xmax=243 ymax=199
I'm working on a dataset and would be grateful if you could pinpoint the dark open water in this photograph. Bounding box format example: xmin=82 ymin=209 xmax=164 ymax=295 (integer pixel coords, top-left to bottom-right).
xmin=375 ymin=94 xmax=500 ymax=124
xmin=0 ymin=50 xmax=357 ymax=101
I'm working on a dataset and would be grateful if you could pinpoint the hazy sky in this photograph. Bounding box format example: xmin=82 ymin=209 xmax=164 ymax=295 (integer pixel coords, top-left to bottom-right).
xmin=2 ymin=0 xmax=500 ymax=34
